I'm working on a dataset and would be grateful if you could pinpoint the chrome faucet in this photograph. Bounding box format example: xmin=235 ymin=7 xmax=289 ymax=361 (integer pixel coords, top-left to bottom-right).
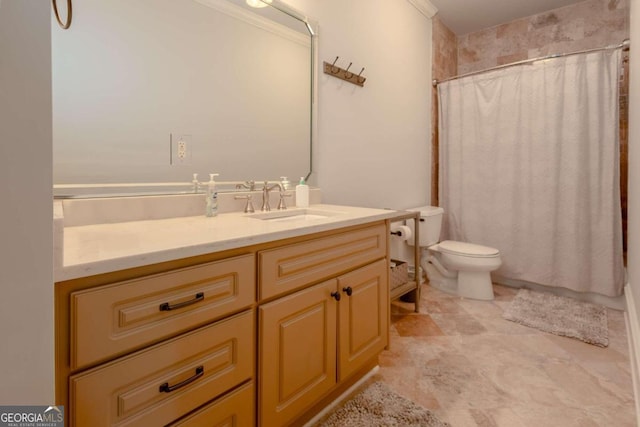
xmin=260 ymin=181 xmax=282 ymax=211
xmin=234 ymin=194 xmax=255 ymax=213
xmin=277 ymin=186 xmax=292 ymax=210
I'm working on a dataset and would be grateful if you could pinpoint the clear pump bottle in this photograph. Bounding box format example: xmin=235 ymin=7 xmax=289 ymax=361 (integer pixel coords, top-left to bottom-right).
xmin=205 ymin=173 xmax=219 ymax=217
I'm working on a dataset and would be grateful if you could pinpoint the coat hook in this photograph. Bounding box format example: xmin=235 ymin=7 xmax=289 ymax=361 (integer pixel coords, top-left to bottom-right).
xmin=331 ymin=56 xmax=340 ymax=74
xmin=322 ymin=58 xmax=366 ymax=87
xmin=344 ymin=62 xmax=353 ymax=79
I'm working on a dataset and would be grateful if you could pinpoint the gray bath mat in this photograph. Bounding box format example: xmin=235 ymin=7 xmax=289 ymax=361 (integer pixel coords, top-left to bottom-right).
xmin=316 ymin=381 xmax=450 ymax=427
xmin=502 ymin=288 xmax=608 ymax=347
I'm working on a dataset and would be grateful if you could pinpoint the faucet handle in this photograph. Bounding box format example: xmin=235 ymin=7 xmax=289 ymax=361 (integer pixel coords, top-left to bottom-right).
xmin=277 ymin=191 xmax=292 ymax=210
xmin=234 ymin=194 xmax=255 ymax=213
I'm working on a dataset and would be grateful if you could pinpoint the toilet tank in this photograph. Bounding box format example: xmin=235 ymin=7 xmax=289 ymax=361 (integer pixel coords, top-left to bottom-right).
xmin=406 ymin=206 xmax=444 ymax=247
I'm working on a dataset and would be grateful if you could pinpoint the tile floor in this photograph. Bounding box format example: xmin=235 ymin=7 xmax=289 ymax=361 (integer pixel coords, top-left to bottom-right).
xmin=373 ymin=284 xmax=637 ymax=426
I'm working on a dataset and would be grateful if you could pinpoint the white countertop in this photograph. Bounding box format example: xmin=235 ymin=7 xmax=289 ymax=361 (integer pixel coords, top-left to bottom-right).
xmin=55 ymin=204 xmax=405 ymax=282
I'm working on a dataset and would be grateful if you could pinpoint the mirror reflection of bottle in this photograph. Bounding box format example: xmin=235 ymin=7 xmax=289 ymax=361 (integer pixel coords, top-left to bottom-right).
xmin=206 ymin=173 xmax=219 ymax=217
xmin=280 ymin=176 xmax=291 ymax=190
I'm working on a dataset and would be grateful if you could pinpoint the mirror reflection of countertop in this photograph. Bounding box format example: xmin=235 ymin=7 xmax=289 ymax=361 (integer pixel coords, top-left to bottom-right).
xmin=55 ymin=203 xmax=404 ymax=282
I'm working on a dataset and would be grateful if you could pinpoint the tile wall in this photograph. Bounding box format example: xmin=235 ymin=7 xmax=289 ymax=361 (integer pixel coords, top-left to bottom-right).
xmin=457 ymin=0 xmax=629 ymax=75
xmin=431 ymin=16 xmax=458 ymax=206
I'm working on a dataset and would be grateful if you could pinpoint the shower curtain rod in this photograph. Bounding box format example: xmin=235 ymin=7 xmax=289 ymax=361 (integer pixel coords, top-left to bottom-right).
xmin=433 ymin=39 xmax=630 ymax=86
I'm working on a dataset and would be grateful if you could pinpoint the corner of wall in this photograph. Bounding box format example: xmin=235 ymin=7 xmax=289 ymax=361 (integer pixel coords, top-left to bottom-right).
xmin=624 ymin=285 xmax=640 ymax=425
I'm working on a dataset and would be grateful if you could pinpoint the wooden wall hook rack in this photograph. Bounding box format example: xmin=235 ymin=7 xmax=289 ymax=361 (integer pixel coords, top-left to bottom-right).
xmin=323 ymin=57 xmax=366 ymax=87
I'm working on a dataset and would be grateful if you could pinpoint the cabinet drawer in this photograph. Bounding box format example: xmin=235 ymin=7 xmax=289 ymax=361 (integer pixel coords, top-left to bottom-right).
xmin=170 ymin=382 xmax=254 ymax=427
xmin=70 ymin=254 xmax=254 ymax=370
xmin=259 ymin=223 xmax=386 ymax=300
xmin=70 ymin=310 xmax=254 ymax=427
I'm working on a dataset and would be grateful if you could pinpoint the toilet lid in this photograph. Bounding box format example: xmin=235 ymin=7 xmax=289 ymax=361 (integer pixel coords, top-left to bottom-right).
xmin=438 ymin=240 xmax=500 ymax=258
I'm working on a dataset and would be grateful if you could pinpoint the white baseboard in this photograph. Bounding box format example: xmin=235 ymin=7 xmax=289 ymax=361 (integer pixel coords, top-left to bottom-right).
xmin=623 ymin=285 xmax=640 ymax=426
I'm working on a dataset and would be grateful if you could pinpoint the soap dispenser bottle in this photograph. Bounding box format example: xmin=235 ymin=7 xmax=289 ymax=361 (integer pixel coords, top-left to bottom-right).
xmin=295 ymin=177 xmax=309 ymax=208
xmin=205 ymin=173 xmax=220 ymax=217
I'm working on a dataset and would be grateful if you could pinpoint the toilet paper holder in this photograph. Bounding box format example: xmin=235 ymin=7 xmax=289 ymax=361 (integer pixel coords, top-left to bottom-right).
xmin=390 ymin=224 xmax=413 ymax=241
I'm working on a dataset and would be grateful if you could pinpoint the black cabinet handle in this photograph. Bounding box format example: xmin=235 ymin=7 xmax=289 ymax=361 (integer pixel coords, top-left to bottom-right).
xmin=159 ymin=366 xmax=204 ymax=393
xmin=330 ymin=291 xmax=341 ymax=301
xmin=342 ymin=286 xmax=353 ymax=296
xmin=159 ymin=292 xmax=204 ymax=311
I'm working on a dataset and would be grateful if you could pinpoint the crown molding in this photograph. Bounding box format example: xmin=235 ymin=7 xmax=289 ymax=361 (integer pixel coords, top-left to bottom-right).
xmin=406 ymin=0 xmax=438 ymax=19
xmin=193 ymin=0 xmax=310 ymax=47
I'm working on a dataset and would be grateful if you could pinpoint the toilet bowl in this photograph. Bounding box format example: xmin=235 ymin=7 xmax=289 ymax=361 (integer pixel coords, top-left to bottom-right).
xmin=407 ymin=207 xmax=502 ymax=301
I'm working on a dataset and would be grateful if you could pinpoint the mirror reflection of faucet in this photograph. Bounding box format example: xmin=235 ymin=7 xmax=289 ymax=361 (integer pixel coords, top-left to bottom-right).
xmin=236 ymin=180 xmax=256 ymax=191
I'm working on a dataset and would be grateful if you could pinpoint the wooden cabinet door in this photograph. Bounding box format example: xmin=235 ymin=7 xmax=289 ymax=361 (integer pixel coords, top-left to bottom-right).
xmin=259 ymin=280 xmax=338 ymax=427
xmin=337 ymin=259 xmax=389 ymax=381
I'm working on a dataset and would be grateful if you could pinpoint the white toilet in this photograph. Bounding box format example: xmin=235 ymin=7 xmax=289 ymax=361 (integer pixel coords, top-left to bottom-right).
xmin=407 ymin=206 xmax=502 ymax=300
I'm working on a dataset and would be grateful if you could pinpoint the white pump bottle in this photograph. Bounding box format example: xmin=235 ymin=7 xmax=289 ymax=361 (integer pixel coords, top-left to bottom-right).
xmin=295 ymin=177 xmax=309 ymax=208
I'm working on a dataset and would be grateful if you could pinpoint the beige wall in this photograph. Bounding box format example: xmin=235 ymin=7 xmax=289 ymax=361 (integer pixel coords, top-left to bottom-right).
xmin=0 ymin=1 xmax=54 ymax=403
xmin=284 ymin=0 xmax=434 ymax=210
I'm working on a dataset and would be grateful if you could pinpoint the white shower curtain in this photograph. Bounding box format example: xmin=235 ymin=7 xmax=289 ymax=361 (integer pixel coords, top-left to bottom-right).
xmin=438 ymin=49 xmax=624 ymax=297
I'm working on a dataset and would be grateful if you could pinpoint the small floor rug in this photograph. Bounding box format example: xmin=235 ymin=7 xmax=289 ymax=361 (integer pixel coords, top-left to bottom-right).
xmin=316 ymin=381 xmax=450 ymax=427
xmin=502 ymin=288 xmax=609 ymax=347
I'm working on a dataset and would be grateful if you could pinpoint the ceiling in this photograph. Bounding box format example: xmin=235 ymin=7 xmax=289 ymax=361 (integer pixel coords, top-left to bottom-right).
xmin=428 ymin=0 xmax=586 ymax=35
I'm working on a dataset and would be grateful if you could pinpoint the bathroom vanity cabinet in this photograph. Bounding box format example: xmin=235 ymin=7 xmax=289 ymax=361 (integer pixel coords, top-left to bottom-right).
xmin=55 ymin=218 xmax=392 ymax=427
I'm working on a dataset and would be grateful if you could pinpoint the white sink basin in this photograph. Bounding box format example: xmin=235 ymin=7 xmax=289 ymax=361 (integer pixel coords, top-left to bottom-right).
xmin=248 ymin=208 xmax=345 ymax=222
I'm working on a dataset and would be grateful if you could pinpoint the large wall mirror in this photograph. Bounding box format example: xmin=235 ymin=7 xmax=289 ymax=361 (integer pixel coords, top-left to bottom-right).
xmin=52 ymin=0 xmax=316 ymax=197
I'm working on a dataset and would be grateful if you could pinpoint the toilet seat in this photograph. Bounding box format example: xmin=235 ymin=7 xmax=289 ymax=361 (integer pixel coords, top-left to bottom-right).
xmin=437 ymin=240 xmax=499 ymax=258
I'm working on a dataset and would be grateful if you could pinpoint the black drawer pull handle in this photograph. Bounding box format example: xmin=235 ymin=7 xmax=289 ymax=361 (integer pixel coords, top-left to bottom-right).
xmin=159 ymin=366 xmax=204 ymax=393
xmin=343 ymin=286 xmax=353 ymax=296
xmin=159 ymin=292 xmax=204 ymax=311
xmin=331 ymin=291 xmax=341 ymax=301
